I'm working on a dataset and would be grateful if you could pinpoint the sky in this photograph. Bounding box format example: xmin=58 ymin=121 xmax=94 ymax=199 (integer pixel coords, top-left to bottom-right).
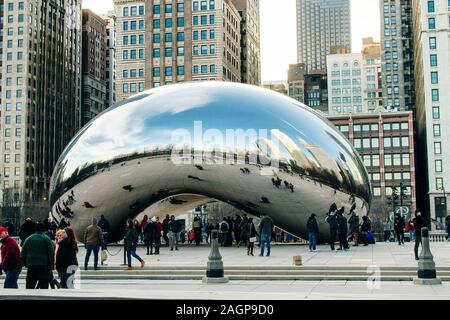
xmin=82 ymin=0 xmax=380 ymax=81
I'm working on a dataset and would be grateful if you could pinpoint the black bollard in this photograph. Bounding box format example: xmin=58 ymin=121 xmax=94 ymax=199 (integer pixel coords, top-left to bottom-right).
xmin=414 ymin=227 xmax=441 ymax=285
xmin=202 ymin=229 xmax=229 ymax=283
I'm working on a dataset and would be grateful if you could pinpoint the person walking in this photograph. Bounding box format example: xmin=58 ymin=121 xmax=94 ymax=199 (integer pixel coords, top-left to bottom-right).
xmin=247 ymin=218 xmax=258 ymax=256
xmin=168 ymin=215 xmax=181 ymax=251
xmin=233 ymin=215 xmax=242 ymax=247
xmin=206 ymin=222 xmax=214 ymax=244
xmin=140 ymin=215 xmax=149 ymax=244
xmin=144 ymin=218 xmax=155 ymax=255
xmin=0 ymin=226 xmax=24 ymax=288
xmin=258 ymin=213 xmax=274 ymax=257
xmin=348 ymin=211 xmax=360 ymax=246
xmin=55 ymin=228 xmax=79 ymax=288
xmin=218 ymin=218 xmax=229 ymax=247
xmin=3 ymin=219 xmax=16 ymax=236
xmin=413 ymin=210 xmax=427 ymax=260
xmin=21 ymin=223 xmax=55 ymax=289
xmin=124 ymin=219 xmax=145 ymax=270
xmin=83 ymin=217 xmax=105 ymax=271
xmin=19 ymin=217 xmax=36 ymax=246
xmin=406 ymin=217 xmax=415 ymax=242
xmin=306 ymin=214 xmax=319 ymax=252
xmin=337 ymin=211 xmax=350 ymax=250
xmin=97 ymin=214 xmax=110 ymax=249
xmin=383 ymin=218 xmax=392 ymax=242
xmin=360 ymin=216 xmax=371 ymax=246
xmin=154 ymin=217 xmax=163 ymax=255
xmin=326 ymin=211 xmax=338 ymax=251
xmin=162 ymin=214 xmax=170 ymax=246
xmin=394 ymin=213 xmax=405 ymax=245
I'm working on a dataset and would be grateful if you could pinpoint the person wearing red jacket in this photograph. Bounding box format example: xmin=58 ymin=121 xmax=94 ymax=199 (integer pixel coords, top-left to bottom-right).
xmin=154 ymin=217 xmax=163 ymax=255
xmin=0 ymin=226 xmax=24 ymax=288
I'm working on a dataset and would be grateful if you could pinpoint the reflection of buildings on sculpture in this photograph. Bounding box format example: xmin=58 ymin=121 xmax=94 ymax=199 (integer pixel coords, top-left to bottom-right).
xmin=327 ymin=111 xmax=416 ymax=215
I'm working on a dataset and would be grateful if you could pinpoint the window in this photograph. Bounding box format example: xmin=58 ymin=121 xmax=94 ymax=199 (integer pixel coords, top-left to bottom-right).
xmin=165 ymin=18 xmax=172 ymax=28
xmin=430 ymin=54 xmax=438 ymax=67
xmin=209 ymin=15 xmax=215 ymax=24
xmin=139 ymin=35 xmax=144 ymax=44
xmin=177 ymin=17 xmax=184 ymax=27
xmin=434 ymin=142 xmax=441 ymax=154
xmin=123 ymin=36 xmax=129 ymax=45
xmin=210 ymin=65 xmax=216 ymax=73
xmin=193 ymin=1 xmax=199 ymax=11
xmin=193 ymin=66 xmax=199 ymax=74
xmin=436 ymin=178 xmax=444 ymax=191
xmin=193 ymin=45 xmax=199 ymax=55
xmin=428 ymin=18 xmax=435 ymax=29
xmin=165 ymin=47 xmax=173 ymax=57
xmin=131 ymin=6 xmax=137 ymax=16
xmin=431 ymin=72 xmax=438 ymax=84
xmin=139 ymin=5 xmax=145 ymax=15
xmin=153 ymin=48 xmax=160 ymax=58
xmin=177 ymin=3 xmax=184 ymax=12
xmin=139 ymin=83 xmax=144 ymax=92
xmin=428 ymin=1 xmax=435 ymax=12
xmin=432 ymin=89 xmax=439 ymax=101
xmin=139 ymin=49 xmax=144 ymax=59
xmin=153 ymin=67 xmax=160 ymax=77
xmin=165 ymin=67 xmax=173 ymax=76
xmin=210 ymin=0 xmax=215 ymax=9
xmin=165 ymin=4 xmax=172 ymax=13
xmin=201 ymin=65 xmax=208 ymax=73
xmin=153 ymin=34 xmax=160 ymax=43
xmin=201 ymin=15 xmax=207 ymax=25
xmin=177 ymin=66 xmax=185 ymax=76
xmin=123 ymin=83 xmax=129 ymax=93
xmin=139 ymin=69 xmax=145 ymax=77
xmin=153 ymin=19 xmax=160 ymax=29
xmin=373 ymin=188 xmax=381 ymax=197
xmin=123 ymin=70 xmax=129 ymax=78
xmin=432 ymin=107 xmax=440 ymax=119
xmin=130 ymin=35 xmax=136 ymax=44
xmin=130 ymin=50 xmax=137 ymax=59
xmin=193 ymin=31 xmax=199 ymax=40
xmin=153 ymin=5 xmax=160 ymax=14
xmin=165 ymin=33 xmax=173 ymax=42
xmin=177 ymin=32 xmax=184 ymax=41
xmin=435 ymin=160 xmax=442 ymax=173
xmin=123 ymin=21 xmax=129 ymax=30
xmin=15 ymin=128 xmax=21 ymax=137
xmin=433 ymin=124 xmax=441 ymax=137
xmin=139 ymin=19 xmax=145 ymax=29
xmin=123 ymin=7 xmax=129 ymax=16
xmin=177 ymin=47 xmax=184 ymax=56
xmin=193 ymin=16 xmax=199 ymax=25
xmin=131 ymin=21 xmax=137 ymax=30
xmin=210 ymin=44 xmax=215 ymax=54
xmin=201 ymin=45 xmax=207 ymax=55
xmin=429 ymin=37 xmax=437 ymax=49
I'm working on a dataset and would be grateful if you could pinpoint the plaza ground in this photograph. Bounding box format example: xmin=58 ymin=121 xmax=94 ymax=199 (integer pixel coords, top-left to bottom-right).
xmin=2 ymin=241 xmax=450 ymax=299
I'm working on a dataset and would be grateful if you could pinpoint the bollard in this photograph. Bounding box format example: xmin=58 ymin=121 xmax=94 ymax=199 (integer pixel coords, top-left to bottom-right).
xmin=414 ymin=227 xmax=441 ymax=285
xmin=202 ymin=229 xmax=229 ymax=283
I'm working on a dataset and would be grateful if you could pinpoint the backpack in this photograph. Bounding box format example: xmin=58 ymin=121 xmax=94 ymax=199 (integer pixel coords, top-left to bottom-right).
xmin=220 ymin=222 xmax=228 ymax=232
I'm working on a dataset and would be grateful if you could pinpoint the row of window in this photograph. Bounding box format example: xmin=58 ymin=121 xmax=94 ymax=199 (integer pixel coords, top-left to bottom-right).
xmin=123 ymin=49 xmax=145 ymax=60
xmin=337 ymin=122 xmax=409 ymax=133
xmin=2 ymin=168 xmax=21 ymax=179
xmin=4 ymin=128 xmax=22 ymax=137
xmin=332 ymin=88 xmax=362 ymax=95
xmin=152 ymin=18 xmax=185 ymax=29
xmin=193 ymin=15 xmax=215 ymax=25
xmin=193 ymin=65 xmax=216 ymax=74
xmin=4 ymin=103 xmax=23 ymax=111
xmin=123 ymin=5 xmax=145 ymax=16
xmin=152 ymin=66 xmax=185 ymax=77
xmin=354 ymin=136 xmax=409 ymax=149
xmin=3 ymin=2 xmax=25 ymax=11
xmin=123 ymin=20 xmax=145 ymax=31
xmin=123 ymin=35 xmax=145 ymax=45
xmin=193 ymin=1 xmax=216 ymax=11
xmin=3 ymin=115 xmax=22 ymax=124
xmin=5 ymin=90 xmax=24 ymax=99
xmin=3 ymin=154 xmax=21 ymax=163
xmin=331 ymin=96 xmax=362 ymax=104
xmin=3 ymin=141 xmax=21 ymax=150
xmin=361 ymin=154 xmax=411 ymax=168
xmin=152 ymin=3 xmax=185 ymax=14
xmin=153 ymin=32 xmax=185 ymax=43
xmin=330 ymin=70 xmax=361 ymax=77
xmin=153 ymin=47 xmax=185 ymax=57
xmin=122 ymin=82 xmax=145 ymax=94
xmin=370 ymin=172 xmax=412 ymax=182
xmin=123 ymin=69 xmax=145 ymax=78
xmin=193 ymin=29 xmax=215 ymax=41
xmin=193 ymin=44 xmax=215 ymax=55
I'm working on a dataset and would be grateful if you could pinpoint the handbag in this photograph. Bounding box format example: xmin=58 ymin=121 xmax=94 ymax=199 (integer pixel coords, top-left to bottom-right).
xmin=101 ymin=249 xmax=108 ymax=263
xmin=249 ymin=237 xmax=257 ymax=243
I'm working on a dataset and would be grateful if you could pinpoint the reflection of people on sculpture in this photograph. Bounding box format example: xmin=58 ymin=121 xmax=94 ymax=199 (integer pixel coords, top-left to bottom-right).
xmin=122 ymin=185 xmax=134 ymax=192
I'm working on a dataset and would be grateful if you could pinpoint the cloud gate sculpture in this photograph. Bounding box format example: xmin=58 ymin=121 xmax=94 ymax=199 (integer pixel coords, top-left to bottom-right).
xmin=49 ymin=82 xmax=371 ymax=243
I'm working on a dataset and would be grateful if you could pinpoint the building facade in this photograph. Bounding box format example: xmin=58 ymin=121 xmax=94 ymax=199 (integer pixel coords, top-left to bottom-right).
xmin=304 ymin=70 xmax=328 ymax=112
xmin=380 ymin=0 xmax=415 ymax=111
xmin=412 ymin=0 xmax=450 ymax=224
xmin=101 ymin=12 xmax=117 ymax=109
xmin=82 ymin=9 xmax=107 ymax=126
xmin=287 ymin=63 xmax=306 ymax=102
xmin=327 ymin=53 xmax=365 ymax=114
xmin=296 ymin=0 xmax=351 ymax=72
xmin=328 ymin=111 xmax=417 ymax=216
xmin=361 ymin=37 xmax=383 ymax=112
xmin=114 ymin=0 xmax=258 ymax=103
xmin=233 ymin=0 xmax=261 ymax=85
xmin=0 ymin=0 xmax=82 ymax=205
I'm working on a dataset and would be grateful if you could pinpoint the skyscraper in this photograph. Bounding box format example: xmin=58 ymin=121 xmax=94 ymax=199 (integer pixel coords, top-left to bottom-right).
xmin=0 ymin=0 xmax=82 ymax=208
xmin=296 ymin=0 xmax=351 ymax=72
xmin=380 ymin=0 xmax=415 ymax=111
xmin=82 ymin=9 xmax=107 ymax=126
xmin=412 ymin=0 xmax=450 ymax=224
xmin=113 ymin=0 xmax=261 ymax=103
xmin=100 ymin=12 xmax=117 ymax=110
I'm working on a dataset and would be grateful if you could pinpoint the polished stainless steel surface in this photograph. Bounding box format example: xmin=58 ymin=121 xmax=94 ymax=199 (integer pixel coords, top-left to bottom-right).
xmin=49 ymin=82 xmax=371 ymax=243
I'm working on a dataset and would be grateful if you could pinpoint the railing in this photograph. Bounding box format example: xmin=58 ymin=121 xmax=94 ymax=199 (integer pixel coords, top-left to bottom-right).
xmin=429 ymin=231 xmax=448 ymax=242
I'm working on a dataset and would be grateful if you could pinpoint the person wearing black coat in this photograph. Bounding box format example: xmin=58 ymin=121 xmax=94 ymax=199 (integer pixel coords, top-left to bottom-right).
xmin=55 ymin=228 xmax=79 ymax=289
xmin=144 ymin=220 xmax=155 ymax=255
xmin=360 ymin=216 xmax=371 ymax=246
xmin=394 ymin=213 xmax=405 ymax=245
xmin=337 ymin=213 xmax=349 ymax=250
xmin=18 ymin=218 xmax=36 ymax=246
xmin=307 ymin=214 xmax=319 ymax=251
xmin=246 ymin=218 xmax=258 ymax=256
xmin=412 ymin=210 xmax=427 ymax=260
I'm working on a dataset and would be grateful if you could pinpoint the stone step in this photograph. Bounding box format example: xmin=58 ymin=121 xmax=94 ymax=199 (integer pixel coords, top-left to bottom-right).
xmin=82 ymin=266 xmax=450 ymax=271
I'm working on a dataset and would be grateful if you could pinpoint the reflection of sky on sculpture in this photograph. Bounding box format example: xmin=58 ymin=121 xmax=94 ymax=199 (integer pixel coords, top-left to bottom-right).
xmin=53 ymin=82 xmax=369 ymax=196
